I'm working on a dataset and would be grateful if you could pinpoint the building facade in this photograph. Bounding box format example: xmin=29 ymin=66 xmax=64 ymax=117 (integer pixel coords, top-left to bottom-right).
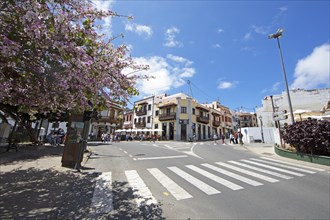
xmin=256 ymin=88 xmax=330 ymax=127
xmin=122 ymin=109 xmax=133 ymax=130
xmin=203 ymin=101 xmax=233 ymax=137
xmin=90 ymin=104 xmax=122 ymax=139
xmin=133 ymin=96 xmax=155 ymax=130
xmin=236 ymin=112 xmax=258 ymax=128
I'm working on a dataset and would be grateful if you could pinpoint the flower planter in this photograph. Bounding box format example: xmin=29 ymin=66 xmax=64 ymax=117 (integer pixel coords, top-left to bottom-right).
xmin=274 ymin=145 xmax=330 ymax=166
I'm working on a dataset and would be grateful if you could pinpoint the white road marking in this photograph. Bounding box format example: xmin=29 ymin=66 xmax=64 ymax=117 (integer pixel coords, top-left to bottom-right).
xmin=123 ymin=151 xmax=127 ymax=154
xmin=251 ymin=158 xmax=316 ymax=174
xmin=164 ymin=144 xmax=173 ymax=149
xmin=148 ymin=168 xmax=193 ymax=200
xmin=259 ymin=157 xmax=325 ymax=171
xmin=125 ymin=170 xmax=157 ymax=206
xmin=216 ymin=162 xmax=279 ymax=183
xmin=242 ymin=160 xmax=305 ymax=177
xmin=201 ymin=163 xmax=263 ymax=186
xmin=229 ymin=161 xmax=293 ymax=179
xmin=168 ymin=166 xmax=220 ymax=195
xmin=186 ymin=165 xmax=243 ymax=190
xmin=89 ymin=172 xmax=113 ymax=215
xmin=136 ymin=155 xmax=188 ymax=160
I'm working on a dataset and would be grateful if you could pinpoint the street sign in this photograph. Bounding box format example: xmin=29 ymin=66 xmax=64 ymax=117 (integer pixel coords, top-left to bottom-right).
xmin=273 ymin=110 xmax=287 ymax=117
xmin=274 ymin=115 xmax=288 ymax=121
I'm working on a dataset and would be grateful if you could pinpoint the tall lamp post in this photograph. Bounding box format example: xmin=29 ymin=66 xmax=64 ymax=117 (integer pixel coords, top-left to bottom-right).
xmin=268 ymin=28 xmax=295 ymax=124
xmin=259 ymin=116 xmax=265 ymax=143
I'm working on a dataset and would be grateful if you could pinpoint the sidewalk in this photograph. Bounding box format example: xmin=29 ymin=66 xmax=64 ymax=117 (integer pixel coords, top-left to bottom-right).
xmin=0 ymin=144 xmax=99 ymax=220
xmin=239 ymin=142 xmax=276 ymax=156
xmin=0 ymin=144 xmax=68 ymax=173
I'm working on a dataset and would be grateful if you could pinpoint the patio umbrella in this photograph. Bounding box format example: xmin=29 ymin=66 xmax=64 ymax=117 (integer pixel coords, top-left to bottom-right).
xmin=292 ymin=109 xmax=312 ymax=121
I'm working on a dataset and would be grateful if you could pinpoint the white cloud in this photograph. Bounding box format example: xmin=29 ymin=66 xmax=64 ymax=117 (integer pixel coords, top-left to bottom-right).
xmin=271 ymin=82 xmax=281 ymax=91
xmin=166 ymin=54 xmax=193 ymax=66
xmin=91 ymin=1 xmax=115 ymax=34
xmin=260 ymin=81 xmax=281 ymax=94
xmin=217 ymin=28 xmax=224 ymax=33
xmin=217 ymin=81 xmax=238 ymax=89
xmin=131 ymin=55 xmax=195 ymax=96
xmin=212 ymin=44 xmax=221 ymax=48
xmin=91 ymin=0 xmax=114 ymax=11
xmin=243 ymin=7 xmax=288 ymax=40
xmin=125 ymin=23 xmax=153 ymax=38
xmin=164 ymin=27 xmax=183 ymax=48
xmin=291 ymin=43 xmax=330 ymax=89
xmin=243 ymin=31 xmax=252 ymax=40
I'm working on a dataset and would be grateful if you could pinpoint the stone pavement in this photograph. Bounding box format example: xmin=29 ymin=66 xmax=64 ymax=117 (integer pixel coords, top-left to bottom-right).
xmin=238 ymin=141 xmax=276 ymax=156
xmin=0 ymin=144 xmax=99 ymax=220
xmin=0 ymin=143 xmax=164 ymax=219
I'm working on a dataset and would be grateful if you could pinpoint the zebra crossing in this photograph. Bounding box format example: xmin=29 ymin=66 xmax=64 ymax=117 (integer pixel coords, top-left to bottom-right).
xmin=90 ymin=157 xmax=325 ymax=211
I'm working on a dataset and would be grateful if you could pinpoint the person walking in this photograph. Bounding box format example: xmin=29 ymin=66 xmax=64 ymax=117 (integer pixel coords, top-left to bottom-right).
xmin=238 ymin=132 xmax=244 ymax=145
xmin=234 ymin=132 xmax=238 ymax=144
xmin=230 ymin=133 xmax=234 ymax=144
xmin=221 ymin=134 xmax=225 ymax=144
xmin=213 ymin=133 xmax=217 ymax=144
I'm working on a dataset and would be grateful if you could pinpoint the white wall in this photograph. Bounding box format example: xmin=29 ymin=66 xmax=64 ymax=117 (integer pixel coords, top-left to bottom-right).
xmin=241 ymin=127 xmax=276 ymax=144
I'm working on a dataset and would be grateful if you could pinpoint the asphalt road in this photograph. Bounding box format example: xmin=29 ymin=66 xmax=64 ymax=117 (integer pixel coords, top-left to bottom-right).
xmin=85 ymin=140 xmax=330 ymax=219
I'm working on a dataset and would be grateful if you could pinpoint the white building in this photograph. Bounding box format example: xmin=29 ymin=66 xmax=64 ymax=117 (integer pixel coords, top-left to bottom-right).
xmin=256 ymin=88 xmax=330 ymax=127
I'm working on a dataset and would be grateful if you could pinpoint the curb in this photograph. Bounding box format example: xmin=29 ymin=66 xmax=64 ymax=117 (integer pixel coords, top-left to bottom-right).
xmin=274 ymin=146 xmax=330 ymax=166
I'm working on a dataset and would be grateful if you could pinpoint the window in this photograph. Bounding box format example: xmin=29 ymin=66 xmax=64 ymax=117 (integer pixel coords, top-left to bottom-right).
xmin=148 ymin=104 xmax=151 ymax=111
xmin=166 ymin=108 xmax=171 ymax=115
xmin=147 ymin=116 xmax=151 ymax=123
xmin=192 ymin=108 xmax=195 ymax=115
xmin=181 ymin=106 xmax=187 ymax=113
xmin=154 ymin=124 xmax=158 ymax=129
xmin=155 ymin=110 xmax=159 ymax=116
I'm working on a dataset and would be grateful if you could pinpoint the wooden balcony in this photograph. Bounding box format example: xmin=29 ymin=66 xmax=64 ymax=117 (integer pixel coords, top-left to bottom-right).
xmin=159 ymin=112 xmax=176 ymax=121
xmin=96 ymin=116 xmax=118 ymax=124
xmin=212 ymin=121 xmax=220 ymax=127
xmin=136 ymin=109 xmax=147 ymax=116
xmin=134 ymin=121 xmax=146 ymax=128
xmin=197 ymin=116 xmax=209 ymax=124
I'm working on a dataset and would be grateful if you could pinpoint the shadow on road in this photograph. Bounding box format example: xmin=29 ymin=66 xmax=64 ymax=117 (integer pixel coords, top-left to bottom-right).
xmin=0 ymin=168 xmax=164 ymax=219
xmin=0 ymin=145 xmax=64 ymax=165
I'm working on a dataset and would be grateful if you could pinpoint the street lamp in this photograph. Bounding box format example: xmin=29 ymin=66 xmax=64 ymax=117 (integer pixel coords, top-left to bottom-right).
xmin=259 ymin=116 xmax=265 ymax=143
xmin=268 ymin=28 xmax=295 ymax=124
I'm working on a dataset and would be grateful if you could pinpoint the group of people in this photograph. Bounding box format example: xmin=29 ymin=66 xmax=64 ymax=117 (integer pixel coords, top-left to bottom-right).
xmin=99 ymin=133 xmax=120 ymax=143
xmin=229 ymin=132 xmax=244 ymax=145
xmin=212 ymin=131 xmax=244 ymax=145
xmin=46 ymin=128 xmax=66 ymax=147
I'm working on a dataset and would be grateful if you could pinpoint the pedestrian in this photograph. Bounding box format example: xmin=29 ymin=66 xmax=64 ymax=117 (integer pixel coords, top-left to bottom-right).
xmin=101 ymin=133 xmax=106 ymax=143
xmin=238 ymin=132 xmax=244 ymax=145
xmin=213 ymin=133 xmax=217 ymax=144
xmin=230 ymin=133 xmax=234 ymax=144
xmin=221 ymin=134 xmax=225 ymax=144
xmin=234 ymin=132 xmax=238 ymax=144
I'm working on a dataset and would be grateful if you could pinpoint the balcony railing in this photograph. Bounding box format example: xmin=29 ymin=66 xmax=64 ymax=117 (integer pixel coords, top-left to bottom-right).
xmin=159 ymin=112 xmax=176 ymax=121
xmin=96 ymin=116 xmax=117 ymax=124
xmin=212 ymin=121 xmax=220 ymax=127
xmin=136 ymin=109 xmax=147 ymax=116
xmin=134 ymin=121 xmax=146 ymax=128
xmin=197 ymin=116 xmax=209 ymax=124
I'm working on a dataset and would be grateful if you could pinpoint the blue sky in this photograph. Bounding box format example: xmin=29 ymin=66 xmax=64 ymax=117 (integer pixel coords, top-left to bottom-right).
xmin=92 ymin=0 xmax=330 ymax=112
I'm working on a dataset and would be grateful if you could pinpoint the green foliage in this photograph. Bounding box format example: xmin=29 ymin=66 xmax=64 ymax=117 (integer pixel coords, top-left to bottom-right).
xmin=282 ymin=119 xmax=330 ymax=156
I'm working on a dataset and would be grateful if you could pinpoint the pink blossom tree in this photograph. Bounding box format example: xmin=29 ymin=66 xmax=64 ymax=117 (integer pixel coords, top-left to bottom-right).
xmin=0 ymin=0 xmax=147 ymax=141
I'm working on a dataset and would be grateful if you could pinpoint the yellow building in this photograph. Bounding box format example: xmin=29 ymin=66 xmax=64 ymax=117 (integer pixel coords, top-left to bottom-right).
xmin=153 ymin=93 xmax=213 ymax=141
xmin=203 ymin=101 xmax=233 ymax=137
